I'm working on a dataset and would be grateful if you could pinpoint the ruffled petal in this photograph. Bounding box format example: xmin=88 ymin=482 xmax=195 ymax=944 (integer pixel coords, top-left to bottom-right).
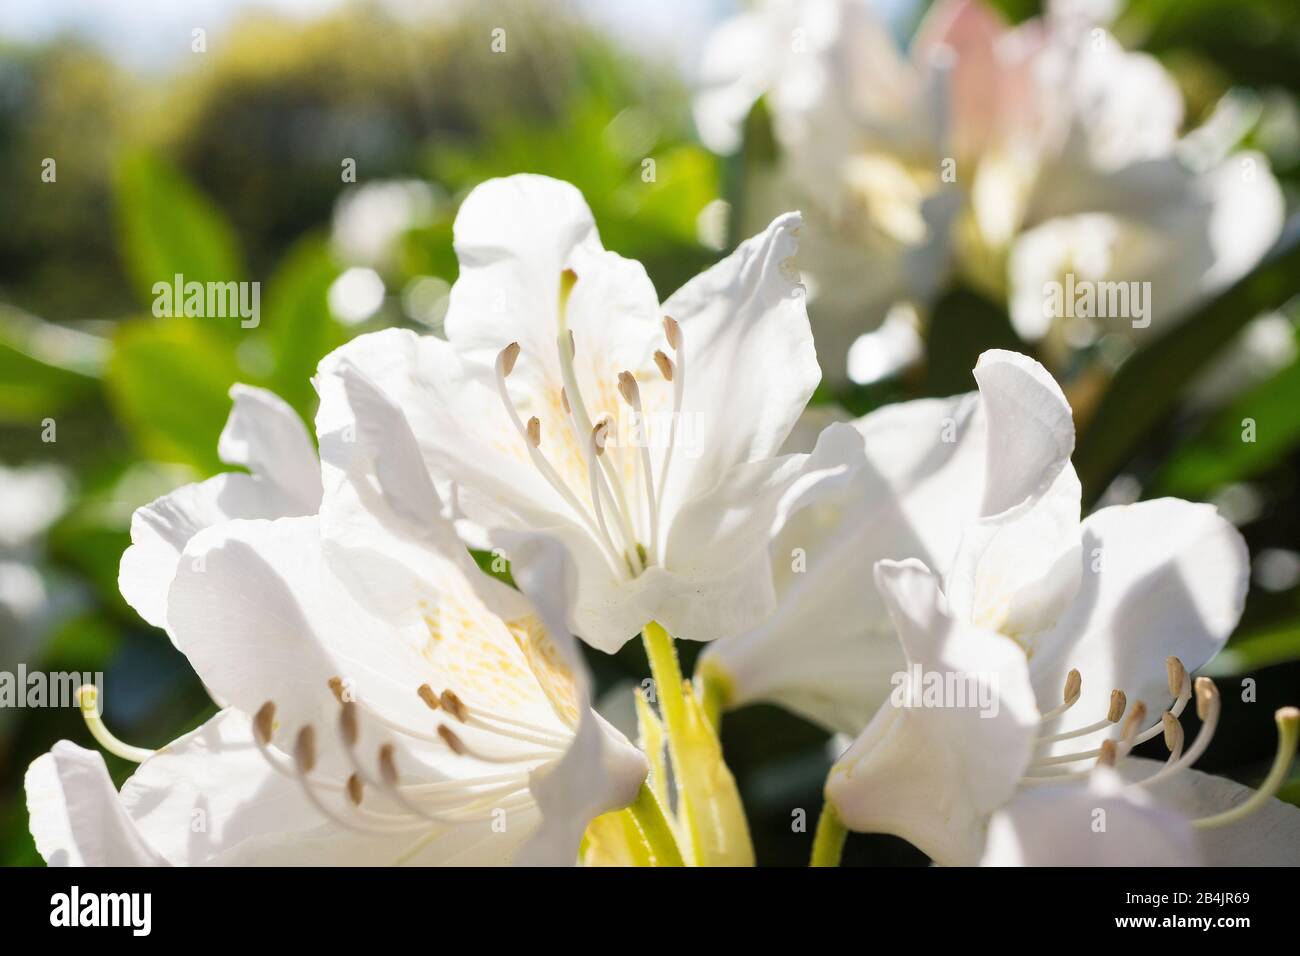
xmin=826 ymin=560 xmax=1039 ymax=865
xmin=1029 ymin=499 xmax=1248 ymax=756
xmin=25 ymin=742 xmax=169 ymax=866
xmin=658 ymin=211 xmax=818 ymax=522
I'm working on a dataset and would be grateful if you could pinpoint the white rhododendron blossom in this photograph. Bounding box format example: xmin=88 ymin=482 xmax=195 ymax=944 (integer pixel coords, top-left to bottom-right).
xmin=119 ymin=384 xmax=323 ymax=637
xmin=315 ymin=173 xmax=852 ymax=653
xmin=702 ymin=350 xmax=1074 ymax=733
xmin=25 ymin=382 xmax=647 ymax=866
xmin=696 ymin=0 xmax=1284 ymax=379
xmin=809 ymin=352 xmax=1300 ymax=864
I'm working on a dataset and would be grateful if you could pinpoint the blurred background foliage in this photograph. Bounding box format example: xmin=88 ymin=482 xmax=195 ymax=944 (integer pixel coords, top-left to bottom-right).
xmin=1 ymin=0 xmax=1299 ymax=866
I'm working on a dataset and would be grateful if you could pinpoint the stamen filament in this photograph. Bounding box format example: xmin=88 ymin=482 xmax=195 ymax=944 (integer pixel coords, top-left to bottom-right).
xmin=77 ymin=686 xmax=154 ymax=764
xmin=1193 ymin=707 xmax=1299 ymax=830
xmin=1134 ymin=679 xmax=1219 ymax=789
xmin=618 ymin=370 xmax=661 ymax=565
xmin=553 ymin=272 xmax=644 ymax=574
xmin=494 ymin=346 xmax=628 ymax=578
xmin=654 ymin=318 xmax=685 ymax=530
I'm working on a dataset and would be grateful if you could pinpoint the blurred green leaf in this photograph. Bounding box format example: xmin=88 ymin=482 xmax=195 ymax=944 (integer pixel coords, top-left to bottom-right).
xmin=0 ymin=307 xmax=103 ymax=423
xmin=264 ymin=237 xmax=345 ymax=419
xmin=921 ymin=286 xmax=1025 ymax=397
xmin=1156 ymin=344 xmax=1300 ymax=496
xmin=1204 ymin=623 xmax=1300 ymax=675
xmin=105 ymin=318 xmax=243 ymax=473
xmin=1076 ymin=216 xmax=1300 ymax=503
xmin=114 ymin=151 xmax=244 ymax=311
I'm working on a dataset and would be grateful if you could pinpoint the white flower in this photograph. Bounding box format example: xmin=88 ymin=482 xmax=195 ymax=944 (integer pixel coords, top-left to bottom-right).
xmin=118 ymin=384 xmax=322 ymax=637
xmin=700 ymin=349 xmax=1077 ymax=734
xmin=980 ymin=740 xmax=1300 ymax=866
xmin=825 ymin=558 xmax=1300 ymax=865
xmin=778 ymin=346 xmax=1300 ymax=864
xmin=696 ymin=0 xmax=962 ymax=381
xmin=695 ymin=0 xmax=1284 ymax=378
xmin=315 ymin=173 xmax=844 ymax=653
xmin=27 ymin=378 xmax=647 ymax=866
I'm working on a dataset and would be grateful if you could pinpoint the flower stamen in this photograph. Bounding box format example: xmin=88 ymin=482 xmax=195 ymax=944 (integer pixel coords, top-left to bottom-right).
xmin=1193 ymin=707 xmax=1299 ymax=830
xmin=77 ymin=685 xmax=155 ymax=764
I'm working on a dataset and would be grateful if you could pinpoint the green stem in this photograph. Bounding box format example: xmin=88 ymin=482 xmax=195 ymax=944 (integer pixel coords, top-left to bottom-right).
xmin=810 ymin=802 xmax=848 ymax=867
xmin=627 ymin=782 xmax=685 ymax=867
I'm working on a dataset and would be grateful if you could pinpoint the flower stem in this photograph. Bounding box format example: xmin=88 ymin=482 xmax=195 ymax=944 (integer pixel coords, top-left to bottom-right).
xmin=627 ymin=782 xmax=685 ymax=866
xmin=810 ymin=802 xmax=847 ymax=867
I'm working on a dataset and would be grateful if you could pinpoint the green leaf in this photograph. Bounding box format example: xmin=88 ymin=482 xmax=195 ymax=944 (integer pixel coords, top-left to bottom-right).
xmin=114 ymin=151 xmax=243 ymax=311
xmin=263 ymin=237 xmax=345 ymax=418
xmin=1204 ymin=623 xmax=1300 ymax=676
xmin=921 ymin=286 xmax=1026 ymax=397
xmin=0 ymin=307 xmax=103 ymax=423
xmin=105 ymin=318 xmax=244 ymax=474
xmin=1075 ymin=217 xmax=1300 ymax=503
xmin=1155 ymin=348 xmax=1300 ymax=496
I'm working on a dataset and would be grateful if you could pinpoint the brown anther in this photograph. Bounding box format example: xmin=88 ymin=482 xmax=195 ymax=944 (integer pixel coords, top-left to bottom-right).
xmin=437 ymin=725 xmax=467 ymax=755
xmin=254 ymin=701 xmax=276 ymax=744
xmin=294 ymin=725 xmax=317 ymax=773
xmin=339 ymin=701 xmax=359 ymax=747
xmin=1161 ymin=712 xmax=1184 ymax=752
xmin=1121 ymin=700 xmax=1148 ymax=746
xmin=328 ymin=676 xmax=346 ymax=703
xmin=346 ymin=773 xmax=364 ymax=806
xmin=1063 ymin=668 xmax=1082 ymax=704
xmin=662 ymin=316 xmax=681 ymax=350
xmin=617 ymin=371 xmax=640 ymax=407
xmin=417 ymin=684 xmax=440 ymax=711
xmin=500 ymin=341 xmax=521 ymax=377
xmin=653 ymin=349 xmax=674 ymax=382
xmin=1107 ymin=689 xmax=1127 ymax=723
xmin=378 ymin=743 xmax=399 ymax=785
xmin=1194 ymin=677 xmax=1217 ymax=720
xmin=1166 ymin=656 xmax=1188 ymax=698
xmin=439 ymin=689 xmax=468 ymax=722
xmin=568 ymin=330 xmax=576 ymax=358
xmin=561 ymin=387 xmax=570 ymax=414
xmin=526 ymin=416 xmax=542 ymax=448
xmin=592 ymin=419 xmax=610 ymax=456
xmin=1097 ymin=739 xmax=1118 ymax=767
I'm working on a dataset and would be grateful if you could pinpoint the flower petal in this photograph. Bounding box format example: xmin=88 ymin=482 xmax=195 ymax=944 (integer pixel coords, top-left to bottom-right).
xmin=659 ymin=211 xmax=818 ymax=521
xmin=1029 ymin=499 xmax=1248 ymax=755
xmin=25 ymin=742 xmax=169 ymax=866
xmin=826 ymin=559 xmax=1039 ymax=865
xmin=1119 ymin=757 xmax=1300 ymax=866
xmin=119 ymin=385 xmax=320 ymax=633
xmin=218 ymin=384 xmax=322 ymax=508
xmin=970 ymin=349 xmax=1074 ymax=516
xmin=657 ymin=422 xmax=861 ymax=646
xmin=701 ymin=399 xmax=985 ymax=732
xmin=445 ymin=174 xmax=661 ymax=385
xmin=980 ymin=767 xmax=1201 ymax=866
